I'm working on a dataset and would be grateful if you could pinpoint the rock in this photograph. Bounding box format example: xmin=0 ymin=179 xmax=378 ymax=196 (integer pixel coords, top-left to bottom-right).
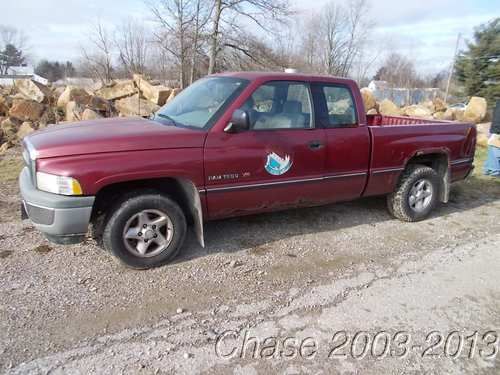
xmin=1 ymin=117 xmax=21 ymax=142
xmin=87 ymin=96 xmax=112 ymax=113
xmin=114 ymin=94 xmax=160 ymax=117
xmin=14 ymin=79 xmax=51 ymax=103
xmin=366 ymin=108 xmax=378 ymax=115
xmin=453 ymin=108 xmax=465 ymax=122
xmin=57 ymin=86 xmax=91 ymax=108
xmin=403 ymin=105 xmax=433 ymax=118
xmin=464 ymin=96 xmax=487 ymax=123
xmin=378 ymin=99 xmax=402 ymax=116
xmin=360 ymin=88 xmax=376 ymax=111
xmin=65 ymin=101 xmax=85 ymax=122
xmin=39 ymin=109 xmax=58 ymax=127
xmin=432 ymin=111 xmax=447 ymax=120
xmin=17 ymin=122 xmax=35 ymax=139
xmin=0 ymin=96 xmax=10 ymax=116
xmin=0 ymin=142 xmax=12 ymax=155
xmin=421 ymin=100 xmax=435 ymax=113
xmin=176 ymin=308 xmax=184 ymax=314
xmin=230 ymin=260 xmax=242 ymax=268
xmin=133 ymin=74 xmax=171 ymax=106
xmin=81 ymin=108 xmax=102 ymax=121
xmin=8 ymin=100 xmax=45 ymax=122
xmin=166 ymin=88 xmax=180 ymax=103
xmin=441 ymin=108 xmax=456 ymax=121
xmin=95 ymin=80 xmax=136 ymax=100
xmin=433 ymin=98 xmax=447 ymax=112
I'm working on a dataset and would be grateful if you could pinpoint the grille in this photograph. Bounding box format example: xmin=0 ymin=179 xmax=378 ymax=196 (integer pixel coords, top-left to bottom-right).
xmin=25 ymin=203 xmax=55 ymax=225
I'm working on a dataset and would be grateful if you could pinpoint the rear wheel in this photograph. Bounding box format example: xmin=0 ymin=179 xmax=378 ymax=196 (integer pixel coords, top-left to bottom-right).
xmin=103 ymin=193 xmax=186 ymax=269
xmin=387 ymin=165 xmax=440 ymax=222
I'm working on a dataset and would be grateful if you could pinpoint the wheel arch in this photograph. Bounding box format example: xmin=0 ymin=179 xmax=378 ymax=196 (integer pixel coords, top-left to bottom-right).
xmin=92 ymin=177 xmax=205 ymax=248
xmin=403 ymin=150 xmax=450 ymax=203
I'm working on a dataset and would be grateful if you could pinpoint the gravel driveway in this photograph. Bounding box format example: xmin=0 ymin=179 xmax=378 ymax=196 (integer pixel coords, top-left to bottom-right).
xmin=1 ymin=149 xmax=499 ymax=374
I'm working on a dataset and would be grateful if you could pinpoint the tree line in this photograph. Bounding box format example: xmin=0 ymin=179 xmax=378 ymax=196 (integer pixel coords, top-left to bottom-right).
xmin=0 ymin=4 xmax=498 ymax=105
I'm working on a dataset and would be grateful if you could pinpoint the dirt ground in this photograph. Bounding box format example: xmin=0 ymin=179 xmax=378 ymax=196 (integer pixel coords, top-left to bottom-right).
xmin=0 ymin=145 xmax=499 ymax=374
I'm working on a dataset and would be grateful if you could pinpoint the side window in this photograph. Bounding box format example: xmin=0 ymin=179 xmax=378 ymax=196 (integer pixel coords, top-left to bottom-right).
xmin=321 ymin=86 xmax=357 ymax=127
xmin=240 ymin=81 xmax=313 ymax=130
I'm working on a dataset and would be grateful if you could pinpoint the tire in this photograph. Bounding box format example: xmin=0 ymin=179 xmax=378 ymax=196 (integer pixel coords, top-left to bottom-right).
xmin=102 ymin=192 xmax=187 ymax=269
xmin=387 ymin=165 xmax=440 ymax=222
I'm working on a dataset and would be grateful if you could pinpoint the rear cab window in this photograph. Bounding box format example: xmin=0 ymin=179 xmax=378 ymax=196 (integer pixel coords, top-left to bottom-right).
xmin=312 ymin=83 xmax=358 ymax=128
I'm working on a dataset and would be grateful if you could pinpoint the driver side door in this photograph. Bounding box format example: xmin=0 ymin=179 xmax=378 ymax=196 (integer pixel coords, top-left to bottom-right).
xmin=203 ymin=81 xmax=328 ymax=219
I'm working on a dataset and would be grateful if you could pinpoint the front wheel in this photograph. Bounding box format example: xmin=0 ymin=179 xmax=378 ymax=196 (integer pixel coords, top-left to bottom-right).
xmin=103 ymin=193 xmax=187 ymax=269
xmin=387 ymin=165 xmax=440 ymax=222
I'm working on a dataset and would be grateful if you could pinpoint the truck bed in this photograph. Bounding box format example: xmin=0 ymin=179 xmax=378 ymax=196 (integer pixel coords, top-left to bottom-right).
xmin=367 ymin=114 xmax=448 ymax=126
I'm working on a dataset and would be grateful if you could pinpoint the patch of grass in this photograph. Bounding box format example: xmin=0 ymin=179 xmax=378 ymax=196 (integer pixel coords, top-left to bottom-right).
xmin=454 ymin=144 xmax=500 ymax=199
xmin=0 ymin=157 xmax=24 ymax=183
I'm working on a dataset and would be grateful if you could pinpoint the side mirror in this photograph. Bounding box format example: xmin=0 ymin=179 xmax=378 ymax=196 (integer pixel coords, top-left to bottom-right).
xmin=224 ymin=109 xmax=249 ymax=133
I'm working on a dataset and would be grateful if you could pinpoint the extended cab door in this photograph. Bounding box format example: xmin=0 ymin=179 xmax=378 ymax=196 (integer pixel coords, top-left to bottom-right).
xmin=310 ymin=82 xmax=370 ymax=202
xmin=203 ymin=81 xmax=327 ymax=219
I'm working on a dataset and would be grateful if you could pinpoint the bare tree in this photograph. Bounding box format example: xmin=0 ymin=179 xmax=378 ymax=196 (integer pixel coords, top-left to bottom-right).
xmin=150 ymin=0 xmax=197 ymax=88
xmin=373 ymin=53 xmax=422 ymax=88
xmin=207 ymin=0 xmax=291 ymax=74
xmin=81 ymin=21 xmax=114 ymax=84
xmin=115 ymin=19 xmax=150 ymax=75
xmin=189 ymin=0 xmax=211 ymax=84
xmin=319 ymin=2 xmax=347 ymax=76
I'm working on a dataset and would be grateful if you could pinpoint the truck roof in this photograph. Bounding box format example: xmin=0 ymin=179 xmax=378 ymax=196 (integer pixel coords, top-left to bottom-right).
xmin=213 ymin=71 xmax=355 ymax=85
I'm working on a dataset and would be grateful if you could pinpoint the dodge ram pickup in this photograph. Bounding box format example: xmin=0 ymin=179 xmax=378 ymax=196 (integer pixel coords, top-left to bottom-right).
xmin=19 ymin=72 xmax=476 ymax=269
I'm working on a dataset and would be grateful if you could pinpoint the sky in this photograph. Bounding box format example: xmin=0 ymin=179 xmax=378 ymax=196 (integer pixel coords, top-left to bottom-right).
xmin=1 ymin=0 xmax=498 ymax=76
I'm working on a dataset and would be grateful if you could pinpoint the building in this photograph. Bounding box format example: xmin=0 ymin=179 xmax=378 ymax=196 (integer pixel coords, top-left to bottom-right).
xmin=0 ymin=65 xmax=48 ymax=86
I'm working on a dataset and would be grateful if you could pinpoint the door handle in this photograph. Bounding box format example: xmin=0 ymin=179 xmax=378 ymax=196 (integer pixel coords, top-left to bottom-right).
xmin=308 ymin=140 xmax=324 ymax=150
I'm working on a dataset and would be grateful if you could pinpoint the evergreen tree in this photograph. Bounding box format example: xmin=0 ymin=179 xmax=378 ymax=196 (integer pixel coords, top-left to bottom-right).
xmin=455 ymin=18 xmax=500 ymax=106
xmin=0 ymin=43 xmax=26 ymax=74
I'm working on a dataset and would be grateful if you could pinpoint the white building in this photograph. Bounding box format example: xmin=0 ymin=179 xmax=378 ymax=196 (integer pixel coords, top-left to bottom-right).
xmin=0 ymin=65 xmax=48 ymax=86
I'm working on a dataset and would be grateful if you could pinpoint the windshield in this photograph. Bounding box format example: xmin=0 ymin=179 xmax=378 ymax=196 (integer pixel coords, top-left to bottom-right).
xmin=153 ymin=77 xmax=249 ymax=129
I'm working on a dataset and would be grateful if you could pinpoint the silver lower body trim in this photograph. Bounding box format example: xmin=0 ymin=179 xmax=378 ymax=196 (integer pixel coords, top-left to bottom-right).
xmin=202 ymin=171 xmax=367 ymax=193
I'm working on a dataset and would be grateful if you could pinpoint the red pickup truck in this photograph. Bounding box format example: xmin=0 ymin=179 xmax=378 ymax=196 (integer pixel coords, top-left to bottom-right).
xmin=20 ymin=72 xmax=476 ymax=268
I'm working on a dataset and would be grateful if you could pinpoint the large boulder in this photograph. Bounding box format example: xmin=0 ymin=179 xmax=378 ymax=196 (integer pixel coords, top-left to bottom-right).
xmin=14 ymin=79 xmax=51 ymax=103
xmin=17 ymin=121 xmax=36 ymax=139
xmin=133 ymin=74 xmax=171 ymax=106
xmin=360 ymin=88 xmax=376 ymax=111
xmin=433 ymin=97 xmax=447 ymax=112
xmin=57 ymin=86 xmax=91 ymax=108
xmin=1 ymin=117 xmax=21 ymax=142
xmin=86 ymin=95 xmax=113 ymax=113
xmin=8 ymin=99 xmax=45 ymax=122
xmin=65 ymin=101 xmax=85 ymax=122
xmin=81 ymin=108 xmax=102 ymax=121
xmin=95 ymin=80 xmax=136 ymax=100
xmin=403 ymin=105 xmax=433 ymax=118
xmin=0 ymin=96 xmax=10 ymax=116
xmin=0 ymin=141 xmax=12 ymax=155
xmin=115 ymin=94 xmax=160 ymax=117
xmin=166 ymin=88 xmax=180 ymax=103
xmin=464 ymin=96 xmax=487 ymax=123
xmin=378 ymin=99 xmax=402 ymax=116
xmin=39 ymin=108 xmax=58 ymax=127
xmin=421 ymin=100 xmax=435 ymax=113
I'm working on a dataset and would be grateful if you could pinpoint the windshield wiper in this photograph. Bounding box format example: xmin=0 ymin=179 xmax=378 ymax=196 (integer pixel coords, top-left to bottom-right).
xmin=155 ymin=113 xmax=180 ymax=127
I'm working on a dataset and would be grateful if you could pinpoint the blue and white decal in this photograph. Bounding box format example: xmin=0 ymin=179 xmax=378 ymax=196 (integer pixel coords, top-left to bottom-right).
xmin=265 ymin=152 xmax=292 ymax=176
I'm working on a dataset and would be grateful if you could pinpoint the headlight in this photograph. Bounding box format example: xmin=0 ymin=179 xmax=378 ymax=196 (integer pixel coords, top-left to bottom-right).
xmin=36 ymin=172 xmax=83 ymax=196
